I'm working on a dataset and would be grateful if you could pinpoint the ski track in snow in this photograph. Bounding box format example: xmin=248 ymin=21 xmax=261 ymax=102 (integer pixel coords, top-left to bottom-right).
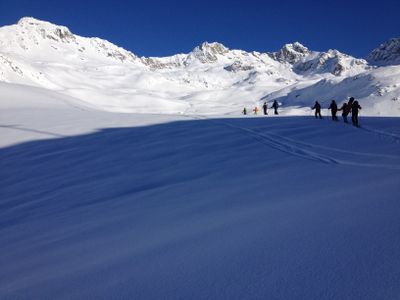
xmin=187 ymin=115 xmax=400 ymax=170
xmin=360 ymin=125 xmax=400 ymax=143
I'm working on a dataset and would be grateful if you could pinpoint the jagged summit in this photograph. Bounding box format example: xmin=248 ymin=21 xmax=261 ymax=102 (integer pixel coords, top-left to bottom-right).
xmin=294 ymin=49 xmax=368 ymax=76
xmin=16 ymin=16 xmax=75 ymax=41
xmin=142 ymin=42 xmax=230 ymax=68
xmin=0 ymin=16 xmax=137 ymax=63
xmin=270 ymin=42 xmax=310 ymax=64
xmin=195 ymin=42 xmax=229 ymax=53
xmin=188 ymin=42 xmax=230 ymax=63
xmin=368 ymin=38 xmax=400 ymax=66
xmin=266 ymin=42 xmax=368 ymax=76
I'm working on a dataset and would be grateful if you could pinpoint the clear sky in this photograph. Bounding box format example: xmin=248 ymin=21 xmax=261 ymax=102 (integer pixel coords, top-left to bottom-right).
xmin=1 ymin=0 xmax=399 ymax=58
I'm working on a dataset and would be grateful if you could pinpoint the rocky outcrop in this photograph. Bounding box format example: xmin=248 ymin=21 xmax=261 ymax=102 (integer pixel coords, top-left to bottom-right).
xmin=269 ymin=42 xmax=310 ymax=64
xmin=367 ymin=38 xmax=400 ymax=66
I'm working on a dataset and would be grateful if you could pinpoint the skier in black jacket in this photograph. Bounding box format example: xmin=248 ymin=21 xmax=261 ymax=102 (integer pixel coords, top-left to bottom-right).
xmin=348 ymin=97 xmax=355 ymax=108
xmin=262 ymin=102 xmax=268 ymax=115
xmin=328 ymin=100 xmax=338 ymax=121
xmin=338 ymin=97 xmax=354 ymax=123
xmin=271 ymin=100 xmax=279 ymax=115
xmin=338 ymin=102 xmax=349 ymax=123
xmin=312 ymin=101 xmax=322 ymax=119
xmin=351 ymin=100 xmax=362 ymax=127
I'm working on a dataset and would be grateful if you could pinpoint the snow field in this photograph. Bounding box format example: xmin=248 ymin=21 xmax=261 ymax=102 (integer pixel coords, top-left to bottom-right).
xmin=1 ymin=83 xmax=400 ymax=299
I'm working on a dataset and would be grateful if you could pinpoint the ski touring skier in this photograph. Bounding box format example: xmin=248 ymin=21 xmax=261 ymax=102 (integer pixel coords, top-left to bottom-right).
xmin=339 ymin=97 xmax=355 ymax=123
xmin=348 ymin=97 xmax=355 ymax=109
xmin=262 ymin=102 xmax=268 ymax=115
xmin=328 ymin=100 xmax=338 ymax=121
xmin=312 ymin=101 xmax=322 ymax=119
xmin=242 ymin=107 xmax=247 ymax=115
xmin=253 ymin=106 xmax=259 ymax=115
xmin=338 ymin=102 xmax=350 ymax=123
xmin=351 ymin=100 xmax=362 ymax=127
xmin=347 ymin=97 xmax=355 ymax=115
xmin=271 ymin=100 xmax=279 ymax=115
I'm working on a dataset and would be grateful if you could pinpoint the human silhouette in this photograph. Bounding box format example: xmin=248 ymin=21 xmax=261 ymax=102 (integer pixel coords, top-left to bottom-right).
xmin=338 ymin=102 xmax=350 ymax=123
xmin=351 ymin=100 xmax=362 ymax=127
xmin=339 ymin=97 xmax=354 ymax=123
xmin=328 ymin=100 xmax=338 ymax=121
xmin=262 ymin=102 xmax=268 ymax=115
xmin=312 ymin=101 xmax=322 ymax=119
xmin=271 ymin=100 xmax=279 ymax=115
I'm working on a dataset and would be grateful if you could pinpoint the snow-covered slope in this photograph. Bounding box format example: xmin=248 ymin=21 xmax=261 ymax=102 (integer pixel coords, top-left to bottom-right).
xmin=0 ymin=17 xmax=399 ymax=115
xmin=1 ymin=82 xmax=400 ymax=299
xmin=264 ymin=66 xmax=400 ymax=116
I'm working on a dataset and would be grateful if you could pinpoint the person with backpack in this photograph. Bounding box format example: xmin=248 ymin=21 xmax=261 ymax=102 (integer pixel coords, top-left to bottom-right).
xmin=347 ymin=97 xmax=355 ymax=115
xmin=271 ymin=100 xmax=279 ymax=115
xmin=312 ymin=101 xmax=322 ymax=119
xmin=338 ymin=102 xmax=350 ymax=123
xmin=262 ymin=102 xmax=268 ymax=115
xmin=242 ymin=107 xmax=247 ymax=115
xmin=328 ymin=100 xmax=338 ymax=121
xmin=351 ymin=100 xmax=362 ymax=127
xmin=338 ymin=97 xmax=354 ymax=123
xmin=348 ymin=97 xmax=355 ymax=109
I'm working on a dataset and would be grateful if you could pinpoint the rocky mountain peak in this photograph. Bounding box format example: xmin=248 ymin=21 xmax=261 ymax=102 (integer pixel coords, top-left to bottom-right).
xmin=1 ymin=17 xmax=138 ymax=63
xmin=197 ymin=42 xmax=229 ymax=53
xmin=294 ymin=49 xmax=368 ymax=76
xmin=16 ymin=16 xmax=76 ymax=43
xmin=286 ymin=42 xmax=309 ymax=54
xmin=189 ymin=42 xmax=229 ymax=63
xmin=367 ymin=38 xmax=400 ymax=66
xmin=270 ymin=42 xmax=310 ymax=64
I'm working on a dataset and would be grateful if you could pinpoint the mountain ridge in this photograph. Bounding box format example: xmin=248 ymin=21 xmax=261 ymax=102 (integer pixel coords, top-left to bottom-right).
xmin=0 ymin=17 xmax=399 ymax=116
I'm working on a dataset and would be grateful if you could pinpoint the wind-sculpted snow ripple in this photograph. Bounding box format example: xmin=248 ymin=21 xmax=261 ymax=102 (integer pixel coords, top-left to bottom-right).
xmin=1 ymin=114 xmax=400 ymax=300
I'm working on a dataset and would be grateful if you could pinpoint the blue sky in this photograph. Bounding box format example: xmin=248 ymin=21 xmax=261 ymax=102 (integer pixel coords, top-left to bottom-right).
xmin=1 ymin=0 xmax=399 ymax=57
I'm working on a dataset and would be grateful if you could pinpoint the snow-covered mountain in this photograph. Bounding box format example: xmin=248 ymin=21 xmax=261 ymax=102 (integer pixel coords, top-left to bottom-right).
xmin=367 ymin=38 xmax=400 ymax=66
xmin=0 ymin=17 xmax=399 ymax=115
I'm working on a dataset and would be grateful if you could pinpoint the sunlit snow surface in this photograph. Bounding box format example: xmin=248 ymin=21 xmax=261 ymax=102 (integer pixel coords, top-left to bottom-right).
xmin=1 ymin=17 xmax=399 ymax=116
xmin=1 ymin=83 xmax=400 ymax=299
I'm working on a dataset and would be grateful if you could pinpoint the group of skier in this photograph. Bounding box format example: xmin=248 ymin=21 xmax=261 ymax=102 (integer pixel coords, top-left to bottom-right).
xmin=312 ymin=97 xmax=362 ymax=127
xmin=243 ymin=100 xmax=279 ymax=116
xmin=243 ymin=97 xmax=362 ymax=127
